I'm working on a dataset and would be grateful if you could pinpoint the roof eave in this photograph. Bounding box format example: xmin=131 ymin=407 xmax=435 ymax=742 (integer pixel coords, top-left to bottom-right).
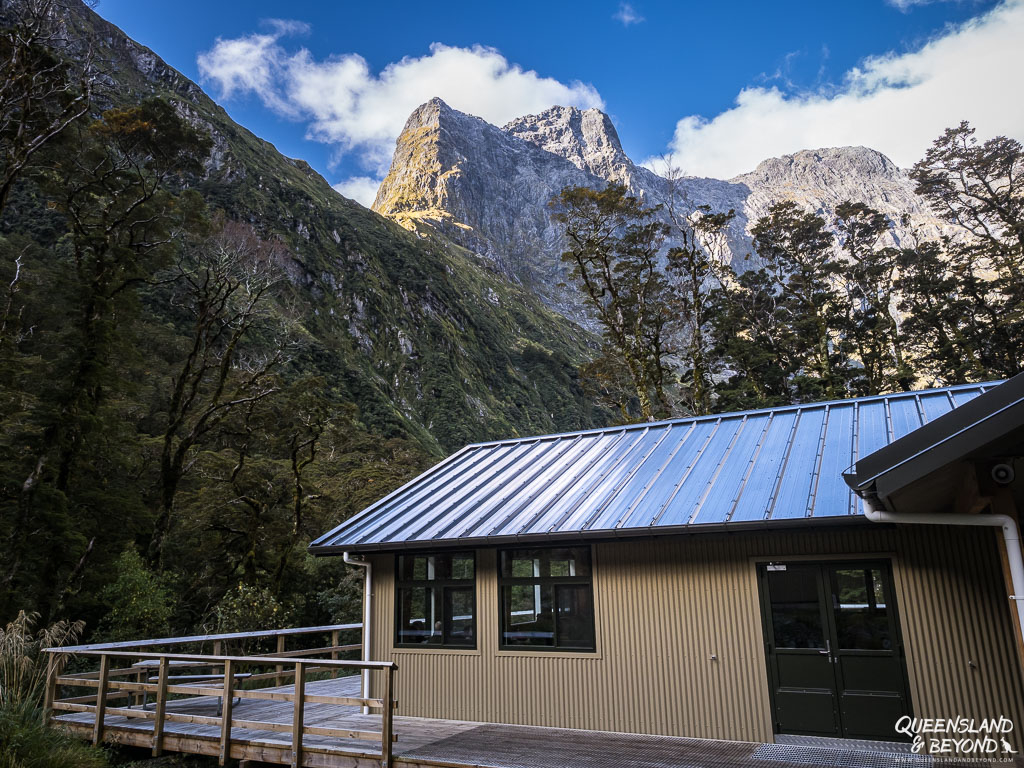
xmin=310 ymin=514 xmax=874 ymax=556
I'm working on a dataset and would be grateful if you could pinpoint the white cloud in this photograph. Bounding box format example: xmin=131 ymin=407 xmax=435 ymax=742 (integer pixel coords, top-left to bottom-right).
xmin=654 ymin=0 xmax=1024 ymax=179
xmin=198 ymin=27 xmax=604 ymax=189
xmin=885 ymin=0 xmax=976 ymax=12
xmin=262 ymin=19 xmax=311 ymax=36
xmin=614 ymin=3 xmax=645 ymax=26
xmin=332 ymin=176 xmax=380 ymax=208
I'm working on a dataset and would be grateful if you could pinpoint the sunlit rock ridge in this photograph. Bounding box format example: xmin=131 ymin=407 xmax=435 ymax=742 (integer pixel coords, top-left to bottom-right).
xmin=373 ymin=98 xmax=949 ymax=324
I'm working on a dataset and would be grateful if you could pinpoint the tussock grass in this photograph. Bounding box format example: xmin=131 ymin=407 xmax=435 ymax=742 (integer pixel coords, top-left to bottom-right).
xmin=0 ymin=611 xmax=107 ymax=768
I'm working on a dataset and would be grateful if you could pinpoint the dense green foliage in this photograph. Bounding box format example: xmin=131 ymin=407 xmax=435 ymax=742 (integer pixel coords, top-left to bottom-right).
xmin=557 ymin=124 xmax=1023 ymax=419
xmin=0 ymin=0 xmax=609 ymax=645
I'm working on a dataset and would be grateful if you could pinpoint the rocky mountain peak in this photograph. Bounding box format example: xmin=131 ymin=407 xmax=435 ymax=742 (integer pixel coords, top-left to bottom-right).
xmin=737 ymin=146 xmax=904 ymax=186
xmin=400 ymin=96 xmax=464 ymax=132
xmin=504 ymin=105 xmax=633 ymax=184
xmin=372 ymin=100 xmax=952 ymax=327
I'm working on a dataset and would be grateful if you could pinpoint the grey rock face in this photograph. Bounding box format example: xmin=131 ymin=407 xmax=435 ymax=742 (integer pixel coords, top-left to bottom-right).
xmin=373 ymin=100 xmax=949 ymax=323
xmin=373 ymin=99 xmax=602 ymax=324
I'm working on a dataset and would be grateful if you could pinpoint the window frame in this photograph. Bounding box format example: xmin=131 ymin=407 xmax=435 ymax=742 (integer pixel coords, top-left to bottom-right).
xmin=497 ymin=545 xmax=596 ymax=653
xmin=393 ymin=551 xmax=477 ymax=650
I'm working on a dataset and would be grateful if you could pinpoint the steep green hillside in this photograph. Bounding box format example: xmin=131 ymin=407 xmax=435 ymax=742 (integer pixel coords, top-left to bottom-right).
xmin=67 ymin=2 xmax=604 ymax=454
xmin=0 ymin=1 xmax=607 ymax=634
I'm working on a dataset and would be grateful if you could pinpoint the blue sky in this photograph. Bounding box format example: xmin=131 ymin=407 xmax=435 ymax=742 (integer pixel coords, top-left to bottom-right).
xmin=95 ymin=0 xmax=1022 ymax=205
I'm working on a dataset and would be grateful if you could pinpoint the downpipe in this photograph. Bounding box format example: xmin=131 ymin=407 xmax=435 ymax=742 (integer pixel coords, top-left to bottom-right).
xmin=861 ymin=497 xmax=1024 ymax=642
xmin=343 ymin=552 xmax=372 ymax=715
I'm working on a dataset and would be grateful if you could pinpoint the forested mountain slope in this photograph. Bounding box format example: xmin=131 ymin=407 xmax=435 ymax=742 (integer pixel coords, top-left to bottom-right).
xmin=0 ymin=0 xmax=607 ymax=634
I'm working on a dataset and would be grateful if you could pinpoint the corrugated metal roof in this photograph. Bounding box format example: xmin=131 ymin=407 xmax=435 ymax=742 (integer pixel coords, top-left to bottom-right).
xmin=845 ymin=372 xmax=1024 ymax=505
xmin=311 ymin=383 xmax=998 ymax=553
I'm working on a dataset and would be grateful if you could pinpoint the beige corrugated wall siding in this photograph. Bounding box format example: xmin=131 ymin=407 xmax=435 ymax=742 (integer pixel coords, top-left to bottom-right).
xmin=365 ymin=524 xmax=1023 ymax=742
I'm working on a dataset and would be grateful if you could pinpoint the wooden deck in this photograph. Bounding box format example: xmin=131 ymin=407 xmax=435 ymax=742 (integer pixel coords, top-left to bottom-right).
xmin=45 ymin=626 xmax=1014 ymax=768
xmin=55 ymin=675 xmax=454 ymax=767
xmin=52 ymin=674 xmax=1009 ymax=768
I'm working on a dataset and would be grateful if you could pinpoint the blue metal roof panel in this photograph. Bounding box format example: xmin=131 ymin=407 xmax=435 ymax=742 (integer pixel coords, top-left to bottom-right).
xmin=888 ymin=396 xmax=924 ymax=440
xmin=728 ymin=410 xmax=798 ymax=522
xmin=951 ymin=388 xmax=983 ymax=406
xmin=310 ymin=382 xmax=996 ymax=551
xmin=812 ymin=404 xmax=858 ymax=517
xmin=771 ymin=408 xmax=829 ymax=520
xmin=855 ymin=400 xmax=890 ymax=465
xmin=688 ymin=415 xmax=764 ymax=525
xmin=660 ymin=418 xmax=740 ymax=527
xmin=919 ymin=390 xmax=956 ymax=423
xmin=612 ymin=424 xmax=698 ymax=529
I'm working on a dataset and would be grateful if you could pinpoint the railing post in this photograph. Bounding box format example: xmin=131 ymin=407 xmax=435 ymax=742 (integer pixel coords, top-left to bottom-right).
xmin=381 ymin=666 xmax=394 ymax=768
xmin=291 ymin=661 xmax=305 ymax=768
xmin=134 ymin=667 xmax=143 ymax=707
xmin=276 ymin=634 xmax=285 ymax=687
xmin=42 ymin=653 xmax=57 ymax=722
xmin=218 ymin=658 xmax=235 ymax=766
xmin=151 ymin=657 xmax=169 ymax=756
xmin=92 ymin=654 xmax=110 ymax=746
xmin=331 ymin=630 xmax=340 ymax=678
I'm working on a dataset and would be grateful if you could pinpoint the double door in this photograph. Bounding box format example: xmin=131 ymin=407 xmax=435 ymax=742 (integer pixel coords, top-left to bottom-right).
xmin=758 ymin=560 xmax=910 ymax=741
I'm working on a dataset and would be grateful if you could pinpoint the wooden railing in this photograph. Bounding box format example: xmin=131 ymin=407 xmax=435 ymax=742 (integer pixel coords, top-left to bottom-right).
xmin=42 ymin=624 xmax=398 ymax=768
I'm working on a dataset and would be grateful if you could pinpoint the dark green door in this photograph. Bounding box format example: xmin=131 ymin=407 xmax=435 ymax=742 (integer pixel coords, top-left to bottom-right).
xmin=759 ymin=561 xmax=910 ymax=741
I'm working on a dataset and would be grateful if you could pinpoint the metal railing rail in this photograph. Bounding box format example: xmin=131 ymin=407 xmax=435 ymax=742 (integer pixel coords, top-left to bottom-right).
xmin=42 ymin=624 xmax=398 ymax=768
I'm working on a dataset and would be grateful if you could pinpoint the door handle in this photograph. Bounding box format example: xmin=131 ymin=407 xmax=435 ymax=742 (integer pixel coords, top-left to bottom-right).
xmin=819 ymin=639 xmax=832 ymax=658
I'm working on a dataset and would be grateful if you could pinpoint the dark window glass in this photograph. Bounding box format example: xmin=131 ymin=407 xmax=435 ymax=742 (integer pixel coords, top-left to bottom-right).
xmin=395 ymin=552 xmax=475 ymax=648
xmin=767 ymin=566 xmax=825 ymax=649
xmin=445 ymin=587 xmax=475 ymax=646
xmin=498 ymin=547 xmax=595 ymax=651
xmin=556 ymin=584 xmax=595 ymax=648
xmin=832 ymin=567 xmax=892 ymax=651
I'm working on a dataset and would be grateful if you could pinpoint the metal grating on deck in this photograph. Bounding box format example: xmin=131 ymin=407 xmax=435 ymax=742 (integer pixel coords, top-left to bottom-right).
xmin=753 ymin=743 xmax=932 ymax=768
xmin=401 ymin=724 xmax=758 ymax=768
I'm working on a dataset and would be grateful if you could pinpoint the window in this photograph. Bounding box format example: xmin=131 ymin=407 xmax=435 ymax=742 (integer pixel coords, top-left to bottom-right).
xmin=395 ymin=552 xmax=475 ymax=648
xmin=499 ymin=546 xmax=595 ymax=651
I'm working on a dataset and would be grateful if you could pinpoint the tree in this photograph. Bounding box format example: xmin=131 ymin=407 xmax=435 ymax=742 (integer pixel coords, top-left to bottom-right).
xmin=751 ymin=201 xmax=850 ymax=399
xmin=147 ymin=219 xmax=289 ymax=567
xmin=910 ymin=122 xmax=1023 ymax=378
xmin=552 ymin=184 xmax=672 ymax=421
xmin=833 ymin=202 xmax=910 ymax=394
xmin=97 ymin=547 xmax=173 ymax=641
xmin=665 ymin=206 xmax=735 ymax=415
xmin=40 ymin=98 xmax=209 ymax=495
xmin=0 ymin=98 xmax=209 ymax=618
xmin=709 ymin=264 xmax=798 ymax=409
xmin=894 ymin=238 xmax=978 ymax=383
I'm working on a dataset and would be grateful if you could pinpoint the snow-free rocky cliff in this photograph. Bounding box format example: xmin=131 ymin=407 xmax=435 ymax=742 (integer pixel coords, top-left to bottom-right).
xmin=373 ymin=98 xmax=950 ymax=326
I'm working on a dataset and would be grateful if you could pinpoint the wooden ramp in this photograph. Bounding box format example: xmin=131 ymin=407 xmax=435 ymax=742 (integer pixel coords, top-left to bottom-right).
xmin=54 ymin=675 xmax=476 ymax=768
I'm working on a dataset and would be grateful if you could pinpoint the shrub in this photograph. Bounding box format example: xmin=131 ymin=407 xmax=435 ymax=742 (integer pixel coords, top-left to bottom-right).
xmin=213 ymin=583 xmax=286 ymax=633
xmin=97 ymin=548 xmax=174 ymax=642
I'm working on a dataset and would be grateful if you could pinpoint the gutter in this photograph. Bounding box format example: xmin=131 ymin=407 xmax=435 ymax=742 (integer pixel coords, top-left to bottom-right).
xmin=342 ymin=552 xmax=372 ymax=715
xmin=860 ymin=495 xmax=1024 ymax=640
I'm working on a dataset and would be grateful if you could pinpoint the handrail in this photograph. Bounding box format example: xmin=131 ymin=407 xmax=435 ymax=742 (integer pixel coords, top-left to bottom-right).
xmin=46 ymin=622 xmax=362 ymax=653
xmin=47 ymin=649 xmax=395 ymax=670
